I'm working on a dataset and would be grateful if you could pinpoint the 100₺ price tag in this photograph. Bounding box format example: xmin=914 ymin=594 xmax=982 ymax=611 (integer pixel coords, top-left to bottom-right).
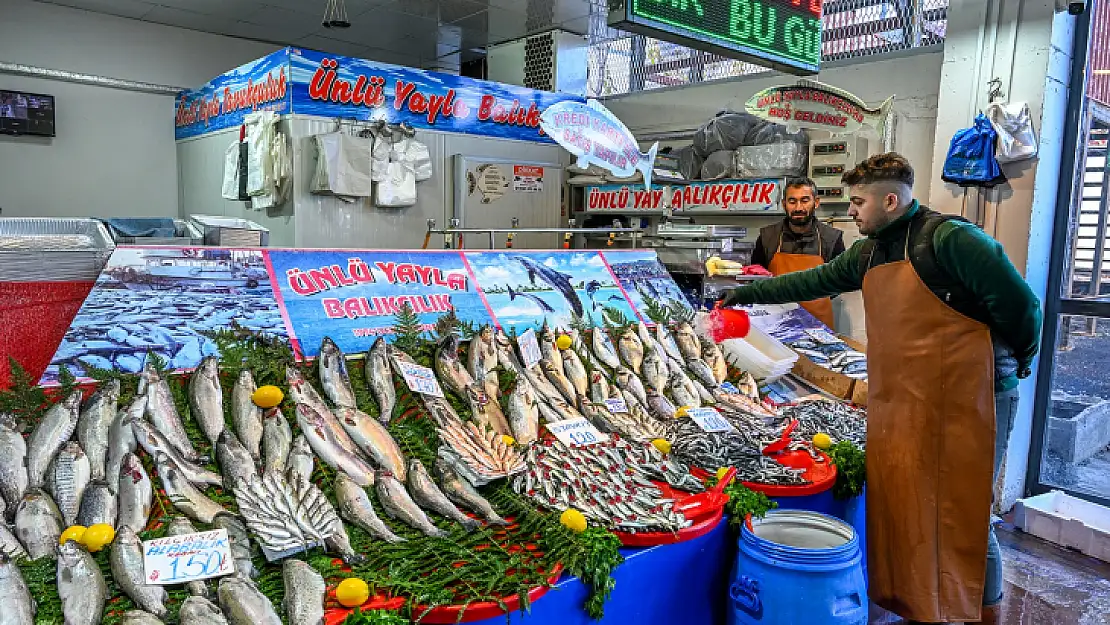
xmin=398 ymin=362 xmax=445 ymax=398
xmin=143 ymin=529 xmax=235 ymax=585
xmin=518 ymin=328 xmax=543 ymax=369
xmin=546 ymin=417 xmax=609 ymax=447
xmin=688 ymin=407 xmax=735 ymax=433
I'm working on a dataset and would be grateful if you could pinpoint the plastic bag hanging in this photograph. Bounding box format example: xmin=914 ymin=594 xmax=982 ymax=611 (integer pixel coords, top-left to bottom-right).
xmin=221 ymin=141 xmax=241 ymax=200
xmin=986 ymin=102 xmax=1038 ymax=163
xmin=311 ymin=131 xmax=373 ymax=198
xmin=375 ymin=160 xmax=417 ymax=207
xmin=370 ymin=123 xmax=392 ymax=183
xmin=941 ymin=113 xmax=1006 ymax=188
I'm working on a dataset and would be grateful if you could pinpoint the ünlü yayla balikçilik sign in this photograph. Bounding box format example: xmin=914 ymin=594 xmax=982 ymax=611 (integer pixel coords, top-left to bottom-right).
xmin=745 ymin=80 xmax=894 ymax=138
xmin=540 ymin=99 xmax=658 ymax=188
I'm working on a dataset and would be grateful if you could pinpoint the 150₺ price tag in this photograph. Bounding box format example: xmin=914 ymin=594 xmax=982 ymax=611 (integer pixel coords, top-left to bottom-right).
xmin=398 ymin=362 xmax=445 ymax=398
xmin=143 ymin=529 xmax=235 ymax=585
xmin=604 ymin=398 xmax=629 ymax=414
xmin=546 ymin=417 xmax=609 ymax=447
xmin=518 ymin=328 xmax=543 ymax=369
xmin=688 ymin=407 xmax=735 ymax=433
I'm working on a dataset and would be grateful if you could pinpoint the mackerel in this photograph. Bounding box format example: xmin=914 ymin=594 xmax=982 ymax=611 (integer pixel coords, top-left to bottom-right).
xmin=406 ymin=459 xmax=479 ymax=531
xmin=57 ymin=541 xmax=106 ymax=625
xmin=110 ymin=525 xmax=168 ymax=617
xmin=188 ymin=357 xmax=225 ymax=444
xmin=0 ymin=553 xmax=34 ymax=625
xmin=334 ymin=406 xmax=407 ymax=480
xmin=283 ymin=559 xmax=326 ymax=625
xmin=333 ymin=471 xmax=404 ymax=543
xmin=142 ymin=363 xmax=200 ymax=462
xmin=294 ymin=403 xmax=376 ymax=487
xmin=262 ymin=408 xmax=293 ymax=474
xmin=15 ymin=489 xmax=62 ymax=560
xmin=433 ymin=457 xmax=508 ymax=525
xmin=165 ymin=517 xmax=209 ymax=596
xmin=117 ymin=453 xmax=152 ymax=532
xmin=374 ymin=470 xmax=448 ymax=537
xmin=48 ymin=442 xmax=91 ymax=527
xmin=26 ymin=390 xmax=81 ymax=490
xmin=76 ymin=379 xmax=119 ymax=482
xmin=319 ymin=337 xmax=358 ymax=408
xmin=231 ymin=370 xmax=263 ymax=461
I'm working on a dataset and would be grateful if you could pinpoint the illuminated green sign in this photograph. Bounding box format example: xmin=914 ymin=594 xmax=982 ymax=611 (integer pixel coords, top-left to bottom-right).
xmin=608 ymin=0 xmax=823 ymax=75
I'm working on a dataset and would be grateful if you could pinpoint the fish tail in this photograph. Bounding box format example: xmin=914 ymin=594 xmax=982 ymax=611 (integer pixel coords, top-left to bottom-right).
xmin=640 ymin=142 xmax=659 ymax=189
xmin=507 ymin=284 xmax=517 ymax=301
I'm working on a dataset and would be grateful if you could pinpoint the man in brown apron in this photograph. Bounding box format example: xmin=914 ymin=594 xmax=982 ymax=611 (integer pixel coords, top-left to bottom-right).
xmin=721 ymin=153 xmax=1042 ymax=624
xmin=750 ymin=177 xmax=845 ymax=329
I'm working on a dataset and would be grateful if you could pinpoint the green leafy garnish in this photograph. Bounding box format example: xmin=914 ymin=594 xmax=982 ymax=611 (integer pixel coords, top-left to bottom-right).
xmin=826 ymin=441 xmax=866 ymax=500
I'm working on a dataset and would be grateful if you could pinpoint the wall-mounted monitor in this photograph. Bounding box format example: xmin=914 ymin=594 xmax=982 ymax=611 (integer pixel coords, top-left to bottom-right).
xmin=0 ymin=89 xmax=56 ymax=137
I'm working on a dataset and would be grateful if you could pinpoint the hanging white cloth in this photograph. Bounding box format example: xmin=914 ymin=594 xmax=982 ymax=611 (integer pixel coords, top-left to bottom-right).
xmin=311 ymin=131 xmax=373 ymax=198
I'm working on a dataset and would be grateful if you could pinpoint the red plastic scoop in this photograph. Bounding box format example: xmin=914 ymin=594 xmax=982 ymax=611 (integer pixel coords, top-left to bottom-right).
xmin=705 ymin=302 xmax=751 ymax=342
xmin=674 ymin=466 xmax=737 ymax=520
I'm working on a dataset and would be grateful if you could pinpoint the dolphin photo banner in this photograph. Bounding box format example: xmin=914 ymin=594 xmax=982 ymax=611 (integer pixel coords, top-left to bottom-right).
xmin=43 ymin=247 xmax=692 ymax=384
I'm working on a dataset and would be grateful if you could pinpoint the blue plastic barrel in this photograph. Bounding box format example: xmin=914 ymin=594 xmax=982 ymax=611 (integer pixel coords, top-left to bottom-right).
xmin=728 ymin=510 xmax=867 ymax=625
xmin=770 ymin=488 xmax=836 ymax=516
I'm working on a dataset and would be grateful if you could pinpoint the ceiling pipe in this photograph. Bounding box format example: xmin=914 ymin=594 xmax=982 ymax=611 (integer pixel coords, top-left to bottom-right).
xmin=0 ymin=61 xmax=184 ymax=95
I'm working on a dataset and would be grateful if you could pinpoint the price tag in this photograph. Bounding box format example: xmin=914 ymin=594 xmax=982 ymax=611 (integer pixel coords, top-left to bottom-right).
xmin=805 ymin=328 xmax=840 ymax=344
xmin=604 ymin=398 xmax=629 ymax=414
xmin=143 ymin=529 xmax=235 ymax=585
xmin=399 ymin=362 xmax=444 ymax=398
xmin=688 ymin=407 xmax=735 ymax=433
xmin=546 ymin=417 xmax=609 ymax=447
xmin=718 ymin=381 xmax=740 ymax=395
xmin=518 ymin=328 xmax=543 ymax=369
xmin=721 ymin=238 xmax=734 ymax=253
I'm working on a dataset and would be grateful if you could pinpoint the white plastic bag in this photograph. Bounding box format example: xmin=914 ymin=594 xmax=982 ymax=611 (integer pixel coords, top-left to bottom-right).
xmin=371 ymin=134 xmax=391 ymax=182
xmin=244 ymin=111 xmax=278 ymax=196
xmin=375 ymin=161 xmax=417 ymax=207
xmin=399 ymin=137 xmax=433 ymax=181
xmin=311 ymin=132 xmax=373 ymax=198
xmin=222 ymin=141 xmax=241 ymax=200
xmin=986 ymin=102 xmax=1038 ymax=163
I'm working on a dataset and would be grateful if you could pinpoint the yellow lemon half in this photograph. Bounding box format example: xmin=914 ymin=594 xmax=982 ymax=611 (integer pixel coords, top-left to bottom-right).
xmin=252 ymin=385 xmax=284 ymax=408
xmin=812 ymin=433 xmax=833 ymax=450
xmin=335 ymin=578 xmax=370 ymax=608
xmin=675 ymin=406 xmax=691 ymax=418
xmin=501 ymin=435 xmax=517 ymax=446
xmin=81 ymin=524 xmax=116 ymax=552
xmin=716 ymin=467 xmax=730 ymax=482
xmin=651 ymin=438 xmax=672 ymax=454
xmin=59 ymin=525 xmax=87 ymax=546
xmin=560 ymin=508 xmax=588 ymax=533
xmin=555 ymin=335 xmax=573 ymax=350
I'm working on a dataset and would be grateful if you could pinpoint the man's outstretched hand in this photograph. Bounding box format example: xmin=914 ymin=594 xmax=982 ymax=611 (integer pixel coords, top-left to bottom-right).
xmin=718 ymin=288 xmax=746 ymax=308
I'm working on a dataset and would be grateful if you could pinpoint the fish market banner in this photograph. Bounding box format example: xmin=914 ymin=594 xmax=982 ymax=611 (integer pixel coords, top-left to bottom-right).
xmin=175 ymin=49 xmax=292 ymax=139
xmin=745 ymin=80 xmax=894 ymax=138
xmin=585 ymin=179 xmax=781 ymax=213
xmin=540 ymin=99 xmax=658 ymax=187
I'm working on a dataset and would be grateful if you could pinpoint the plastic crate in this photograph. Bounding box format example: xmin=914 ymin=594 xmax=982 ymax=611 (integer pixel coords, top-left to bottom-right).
xmin=105 ymin=218 xmax=204 ymax=245
xmin=188 ymin=214 xmax=270 ymax=247
xmin=1014 ymin=490 xmax=1110 ymax=564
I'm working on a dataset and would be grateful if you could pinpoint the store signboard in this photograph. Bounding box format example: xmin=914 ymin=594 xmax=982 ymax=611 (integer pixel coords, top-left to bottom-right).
xmin=745 ymin=82 xmax=894 ymax=138
xmin=175 ymin=49 xmax=292 ymax=139
xmin=585 ymin=179 xmax=781 ymax=213
xmin=608 ymin=0 xmax=822 ymax=76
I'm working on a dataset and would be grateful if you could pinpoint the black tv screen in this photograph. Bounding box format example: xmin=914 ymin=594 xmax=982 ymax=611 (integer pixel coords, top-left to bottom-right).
xmin=0 ymin=89 xmax=56 ymax=137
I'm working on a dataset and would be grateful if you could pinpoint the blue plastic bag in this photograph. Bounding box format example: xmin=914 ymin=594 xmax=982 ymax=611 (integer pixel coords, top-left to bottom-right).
xmin=942 ymin=113 xmax=1006 ymax=187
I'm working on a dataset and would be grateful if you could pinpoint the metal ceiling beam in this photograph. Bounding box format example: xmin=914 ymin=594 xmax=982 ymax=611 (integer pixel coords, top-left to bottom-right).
xmin=0 ymin=61 xmax=183 ymax=95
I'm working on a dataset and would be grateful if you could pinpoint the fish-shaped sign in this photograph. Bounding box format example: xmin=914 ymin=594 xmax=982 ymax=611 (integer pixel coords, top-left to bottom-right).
xmin=745 ymin=81 xmax=894 ymax=138
xmin=540 ymin=99 xmax=658 ymax=188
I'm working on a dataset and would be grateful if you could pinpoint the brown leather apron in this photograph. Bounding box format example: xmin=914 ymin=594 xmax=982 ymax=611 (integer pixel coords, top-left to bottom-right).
xmin=862 ymin=235 xmax=995 ymax=623
xmin=767 ymin=229 xmax=836 ymax=328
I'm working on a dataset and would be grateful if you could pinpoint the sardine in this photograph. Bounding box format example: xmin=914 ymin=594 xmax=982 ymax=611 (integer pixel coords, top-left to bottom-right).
xmin=262 ymin=408 xmax=293 ymax=474
xmin=76 ymin=379 xmax=119 ymax=482
xmin=374 ymin=470 xmax=448 ymax=538
xmin=700 ymin=337 xmax=729 ymax=383
xmin=0 ymin=553 xmax=34 ymax=625
xmin=433 ymin=457 xmax=508 ymax=525
xmin=154 ymin=454 xmax=224 ymax=524
xmin=285 ymin=435 xmax=315 ymax=487
xmin=57 ymin=541 xmax=106 ymax=625
xmin=106 ymin=396 xmax=143 ymax=494
xmin=116 ymin=454 xmax=152 ymax=533
xmin=215 ymin=431 xmax=258 ymax=492
xmin=211 ymin=514 xmax=257 ymax=580
xmin=179 ymin=596 xmax=229 ymax=625
xmin=75 ymin=481 xmax=116 ymax=528
xmin=27 ymin=391 xmax=81 ymax=490
xmin=0 ymin=419 xmax=27 ymax=520
xmin=589 ymin=370 xmax=610 ymax=403
xmin=131 ymin=420 xmax=223 ymax=488
xmin=231 ymin=370 xmax=263 ymax=461
xmin=686 ymin=358 xmax=719 ymax=388
xmin=333 ymin=406 xmax=407 ymax=480
xmin=673 ymin=322 xmax=701 ymax=361
xmin=218 ymin=576 xmax=282 ymax=625
xmin=407 ymin=459 xmax=479 ymax=531
xmin=48 ymin=442 xmax=90 ymax=528
xmin=282 ymin=559 xmax=326 ymax=625
xmin=0 ymin=523 xmax=28 ymax=561
xmin=334 ymin=471 xmax=404 ymax=543
xmin=618 ymin=328 xmax=645 ymax=374
xmin=119 ymin=611 xmax=165 ymax=625
xmin=540 ymin=359 xmax=577 ymax=404
xmin=142 ymin=363 xmax=200 ymax=462
xmin=435 ymin=334 xmax=475 ymax=397
xmin=615 ymin=368 xmax=647 ymax=406
xmin=293 ymin=403 xmax=376 ymax=487
xmin=15 ymin=489 xmax=62 ymax=559
xmin=319 ymin=337 xmax=357 ymax=408
xmin=591 ymin=329 xmax=621 ymax=369
xmin=188 ymin=357 xmax=225 ymax=444
xmin=165 ymin=517 xmax=209 ymax=596
xmin=562 ymin=348 xmax=589 ymax=397
xmin=656 ymin=324 xmax=684 ymax=362
xmin=463 ymin=383 xmax=511 ymax=435
xmin=365 ymin=339 xmax=396 ymax=423
xmin=110 ymin=525 xmax=168 ymax=616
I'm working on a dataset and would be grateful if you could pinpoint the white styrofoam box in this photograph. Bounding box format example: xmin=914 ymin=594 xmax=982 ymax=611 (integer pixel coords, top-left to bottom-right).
xmin=717 ymin=320 xmax=799 ymax=382
xmin=1014 ymin=490 xmax=1110 ymax=563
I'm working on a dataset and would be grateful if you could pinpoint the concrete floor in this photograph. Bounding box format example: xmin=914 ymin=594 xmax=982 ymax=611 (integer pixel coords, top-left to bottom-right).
xmin=868 ymin=524 xmax=1110 ymax=624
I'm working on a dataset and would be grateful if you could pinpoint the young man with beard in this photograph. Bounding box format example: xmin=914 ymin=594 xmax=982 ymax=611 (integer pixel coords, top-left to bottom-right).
xmin=749 ymin=177 xmax=845 ymax=328
xmin=720 ymin=153 xmax=1042 ymax=625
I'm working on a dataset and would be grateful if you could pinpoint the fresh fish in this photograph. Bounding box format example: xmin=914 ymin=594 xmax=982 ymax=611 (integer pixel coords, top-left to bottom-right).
xmin=540 ymin=359 xmax=577 ymax=404
xmin=178 ymin=596 xmax=229 ymax=625
xmin=539 ymin=322 xmax=564 ymax=376
xmin=131 ymin=420 xmax=223 ymax=488
xmin=505 ymin=380 xmax=540 ymax=446
xmin=285 ymin=435 xmax=315 ymax=486
xmin=0 ymin=419 xmax=28 ymax=519
xmin=15 ymin=489 xmax=63 ymax=559
xmin=493 ymin=330 xmax=523 ymax=372
xmin=435 ymin=334 xmax=475 ymax=397
xmin=231 ymin=370 xmax=263 ymax=461
xmin=513 ymin=256 xmax=585 ymax=317
xmin=334 ymin=406 xmax=407 ymax=480
xmin=524 ymin=364 xmax=566 ymax=406
xmin=536 ymin=400 xmax=565 ymax=424
xmin=27 ymin=391 xmax=81 ymax=490
xmin=589 ymin=370 xmax=610 ymax=403
xmin=580 ymin=401 xmax=619 ymax=434
xmin=738 ymin=371 xmax=760 ymax=400
xmin=374 ymin=470 xmax=448 ymax=538
xmin=673 ymin=322 xmax=701 ymax=361
xmin=615 ymin=368 xmax=647 ymax=406
xmin=433 ymin=457 xmax=508 ymax=526
xmin=165 ymin=517 xmax=209 ymax=597
xmin=333 ymin=471 xmax=404 ymax=543
xmin=669 ymin=370 xmax=701 ymax=410
xmin=211 ymin=514 xmax=257 ymax=581
xmin=282 ymin=559 xmax=326 ymax=625
xmin=188 ymin=357 xmax=225 ymax=445
xmin=111 ymin=525 xmax=168 ymax=616
xmin=646 ymin=388 xmax=678 ymax=420
xmin=641 ymin=351 xmax=669 ymax=393
xmin=463 ymin=383 xmax=511 ymax=435
xmin=591 ymin=329 xmax=621 ymax=369
xmin=215 ymin=431 xmax=258 ymax=492
xmin=106 ymin=396 xmax=143 ymax=494
xmin=154 ymin=454 xmax=224 ymax=524
xmin=57 ymin=541 xmax=107 ymax=625
xmin=0 ymin=553 xmax=34 ymax=625
xmin=700 ymin=337 xmax=729 ymax=383
xmin=319 ymin=337 xmax=357 ymax=408
xmin=507 ymin=284 xmax=555 ymax=313
xmin=119 ymin=611 xmax=165 ymax=625
xmin=686 ymin=358 xmax=719 ymax=389
xmin=636 ymin=323 xmax=654 ymax=351
xmin=233 ymin=473 xmax=342 ymax=563
xmin=365 ymin=338 xmax=396 ymax=423
xmin=262 ymin=409 xmax=293 ymax=474
xmin=75 ymin=480 xmax=116 ymax=528
xmin=76 ymin=379 xmax=120 ymax=482
xmin=690 ymin=377 xmax=717 ymax=405
xmin=406 ymin=459 xmax=479 ymax=531
xmin=294 ymin=403 xmax=376 ymax=486
xmin=218 ymin=576 xmax=282 ymax=625
xmin=142 ymin=363 xmax=201 ymax=463
xmin=656 ymin=324 xmax=684 ymax=362
xmin=0 ymin=523 xmax=28 ymax=561
xmin=561 ymin=349 xmax=589 ymax=397
xmin=467 ymin=326 xmax=499 ymax=384
xmin=618 ymin=328 xmax=645 ymax=374
xmin=48 ymin=442 xmax=91 ymax=527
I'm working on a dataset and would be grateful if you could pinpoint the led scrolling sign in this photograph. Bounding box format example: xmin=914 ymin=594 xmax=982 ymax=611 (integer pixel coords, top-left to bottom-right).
xmin=608 ymin=0 xmax=823 ymax=76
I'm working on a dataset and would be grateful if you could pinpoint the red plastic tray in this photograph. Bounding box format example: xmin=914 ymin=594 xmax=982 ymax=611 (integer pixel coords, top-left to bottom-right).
xmin=411 ymin=565 xmax=564 ymax=624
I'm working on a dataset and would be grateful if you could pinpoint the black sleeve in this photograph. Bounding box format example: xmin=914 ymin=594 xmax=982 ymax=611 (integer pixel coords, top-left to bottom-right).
xmin=750 ymin=237 xmax=768 ymax=268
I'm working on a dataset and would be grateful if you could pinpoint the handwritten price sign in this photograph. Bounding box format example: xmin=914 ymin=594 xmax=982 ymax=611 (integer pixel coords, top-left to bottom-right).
xmin=546 ymin=417 xmax=609 ymax=447
xmin=604 ymin=398 xmax=629 ymax=414
xmin=518 ymin=329 xmax=543 ymax=369
xmin=688 ymin=407 xmax=735 ymax=433
xmin=399 ymin=362 xmax=445 ymax=398
xmin=718 ymin=381 xmax=740 ymax=395
xmin=143 ymin=529 xmax=235 ymax=585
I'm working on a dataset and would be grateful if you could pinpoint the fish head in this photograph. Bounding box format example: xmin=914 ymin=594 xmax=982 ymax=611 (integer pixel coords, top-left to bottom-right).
xmin=60 ymin=390 xmax=82 ymax=412
xmin=57 ymin=539 xmax=86 ymax=562
xmin=199 ymin=356 xmax=220 ymax=376
xmin=408 ymin=458 xmax=425 ymax=474
xmin=101 ymin=378 xmax=122 ymax=401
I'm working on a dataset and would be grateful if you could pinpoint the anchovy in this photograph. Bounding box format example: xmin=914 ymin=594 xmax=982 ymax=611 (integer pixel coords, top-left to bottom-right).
xmin=188 ymin=357 xmax=225 ymax=445
xmin=262 ymin=408 xmax=293 ymax=474
xmin=131 ymin=420 xmax=223 ymax=488
xmin=111 ymin=525 xmax=168 ymax=616
xmin=76 ymin=379 xmax=119 ymax=482
xmin=0 ymin=553 xmax=34 ymax=625
xmin=218 ymin=576 xmax=282 ymax=625
xmin=119 ymin=611 xmax=165 ymax=625
xmin=591 ymin=329 xmax=621 ymax=369
xmin=179 ymin=596 xmax=229 ymax=625
xmin=407 ymin=459 xmax=479 ymax=531
xmin=656 ymin=324 xmax=684 ymax=362
xmin=507 ymin=284 xmax=555 ymax=313
xmin=231 ymin=370 xmax=263 ymax=461
xmin=364 ymin=338 xmax=396 ymax=423
xmin=375 ymin=470 xmax=448 ymax=538
xmin=76 ymin=480 xmax=116 ymax=528
xmin=283 ymin=559 xmax=326 ymax=625
xmin=433 ymin=457 xmax=508 ymax=526
xmin=165 ymin=517 xmax=209 ymax=597
xmin=285 ymin=435 xmax=315 ymax=487
xmin=106 ymin=396 xmax=143 ymax=494
xmin=57 ymin=541 xmax=107 ymax=625
xmin=562 ymin=348 xmax=589 ymax=397
xmin=48 ymin=442 xmax=90 ymax=528
xmin=435 ymin=334 xmax=475 ymax=397
xmin=27 ymin=391 xmax=81 ymax=490
xmin=334 ymin=406 xmax=407 ymax=480
xmin=211 ymin=514 xmax=257 ymax=580
xmin=294 ymin=403 xmax=376 ymax=487
xmin=514 ymin=256 xmax=585 ymax=316
xmin=16 ymin=489 xmax=63 ymax=559
xmin=0 ymin=419 xmax=28 ymax=520
xmin=154 ymin=454 xmax=224 ymax=524
xmin=215 ymin=431 xmax=258 ymax=492
xmin=319 ymin=337 xmax=358 ymax=408
xmin=334 ymin=471 xmax=404 ymax=543
xmin=0 ymin=523 xmax=28 ymax=561
xmin=142 ymin=363 xmax=200 ymax=462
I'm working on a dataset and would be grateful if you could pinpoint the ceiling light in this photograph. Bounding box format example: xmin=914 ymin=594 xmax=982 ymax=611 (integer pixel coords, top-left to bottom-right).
xmin=323 ymin=0 xmax=350 ymax=28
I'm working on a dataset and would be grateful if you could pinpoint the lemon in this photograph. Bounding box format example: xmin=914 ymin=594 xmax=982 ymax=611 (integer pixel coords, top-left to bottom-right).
xmin=556 ymin=335 xmax=573 ymax=351
xmin=813 ymin=433 xmax=833 ymax=450
xmin=651 ymin=438 xmax=672 ymax=454
xmin=335 ymin=578 xmax=370 ymax=608
xmin=81 ymin=524 xmax=115 ymax=552
xmin=501 ymin=435 xmax=517 ymax=446
xmin=560 ymin=508 xmax=588 ymax=533
xmin=716 ymin=467 xmax=730 ymax=482
xmin=675 ymin=406 xmax=691 ymax=418
xmin=252 ymin=385 xmax=284 ymax=409
xmin=59 ymin=525 xmax=87 ymax=546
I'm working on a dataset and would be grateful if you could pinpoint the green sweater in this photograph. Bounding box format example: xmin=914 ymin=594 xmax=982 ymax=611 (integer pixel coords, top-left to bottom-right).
xmin=729 ymin=201 xmax=1043 ymax=391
